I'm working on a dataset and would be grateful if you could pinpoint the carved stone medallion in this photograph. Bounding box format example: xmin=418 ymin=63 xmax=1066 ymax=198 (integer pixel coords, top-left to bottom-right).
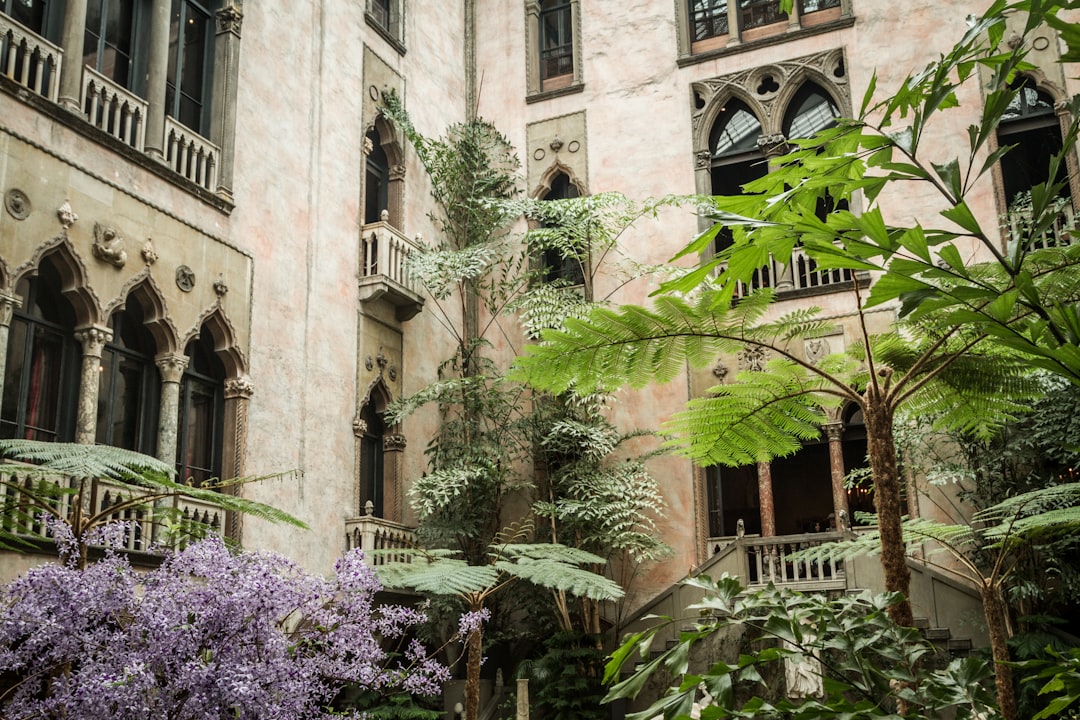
xmin=175 ymin=265 xmax=196 ymax=292
xmin=4 ymin=189 xmax=29 ymax=220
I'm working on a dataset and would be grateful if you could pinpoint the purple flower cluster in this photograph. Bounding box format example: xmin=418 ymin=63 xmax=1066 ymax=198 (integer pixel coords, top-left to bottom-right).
xmin=0 ymin=537 xmax=450 ymax=719
xmin=457 ymin=608 xmax=491 ymax=638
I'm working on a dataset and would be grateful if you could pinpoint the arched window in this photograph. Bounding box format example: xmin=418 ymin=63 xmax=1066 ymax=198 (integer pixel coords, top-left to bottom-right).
xmin=783 ymin=82 xmax=846 ymax=221
xmin=359 ymin=401 xmax=385 ymax=516
xmin=176 ymin=331 xmax=224 ymax=486
xmin=998 ymin=78 xmax=1070 ymax=207
xmin=97 ymin=302 xmax=160 ymax=454
xmin=540 ymin=171 xmax=585 ymax=285
xmin=710 ymin=100 xmax=766 ymax=252
xmin=365 ymin=126 xmax=390 ymax=225
xmin=539 ymin=0 xmax=573 ymax=83
xmin=1 ymin=262 xmax=79 ymax=442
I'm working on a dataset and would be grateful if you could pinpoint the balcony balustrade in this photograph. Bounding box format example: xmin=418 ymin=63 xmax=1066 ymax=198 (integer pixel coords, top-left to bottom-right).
xmin=722 ymin=244 xmax=856 ymax=297
xmin=81 ymin=66 xmax=147 ymax=150
xmin=0 ymin=13 xmax=60 ymax=101
xmin=1003 ymin=200 xmax=1076 ymax=251
xmin=165 ymin=116 xmax=220 ymax=192
xmin=345 ymin=510 xmax=416 ymax=566
xmin=358 ymin=218 xmax=425 ymax=321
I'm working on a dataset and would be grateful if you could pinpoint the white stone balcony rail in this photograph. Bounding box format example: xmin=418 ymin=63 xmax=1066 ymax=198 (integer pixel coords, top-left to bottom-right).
xmin=720 ymin=244 xmax=855 ymax=297
xmin=0 ymin=13 xmax=60 ymax=101
xmin=358 ymin=218 xmax=425 ymax=321
xmin=81 ymin=66 xmax=147 ymax=150
xmin=345 ymin=510 xmax=416 ymax=566
xmin=740 ymin=531 xmax=846 ymax=589
xmin=165 ymin=116 xmax=219 ymax=192
xmin=0 ymin=470 xmax=223 ymax=553
xmin=1003 ymin=201 xmax=1076 ymax=251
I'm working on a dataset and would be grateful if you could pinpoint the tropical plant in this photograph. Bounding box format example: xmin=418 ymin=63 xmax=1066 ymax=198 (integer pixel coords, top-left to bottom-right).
xmin=0 ymin=439 xmax=305 ymax=568
xmin=603 ymin=573 xmax=999 ymax=720
xmin=0 ymin=534 xmax=449 ymax=720
xmin=373 ymin=522 xmax=624 ymax=720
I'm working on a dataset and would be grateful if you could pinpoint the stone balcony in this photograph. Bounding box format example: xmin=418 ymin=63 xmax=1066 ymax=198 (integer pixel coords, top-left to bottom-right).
xmin=345 ymin=504 xmax=417 ymax=566
xmin=358 ymin=216 xmax=425 ymax=321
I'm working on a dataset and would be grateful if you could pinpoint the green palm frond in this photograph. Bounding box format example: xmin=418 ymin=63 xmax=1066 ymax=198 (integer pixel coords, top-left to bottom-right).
xmin=375 ymin=554 xmax=502 ymax=595
xmin=0 ymin=439 xmax=173 ymax=481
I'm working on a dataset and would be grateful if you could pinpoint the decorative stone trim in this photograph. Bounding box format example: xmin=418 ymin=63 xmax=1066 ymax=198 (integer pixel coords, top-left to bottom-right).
xmin=224 ymin=375 xmax=255 ymax=399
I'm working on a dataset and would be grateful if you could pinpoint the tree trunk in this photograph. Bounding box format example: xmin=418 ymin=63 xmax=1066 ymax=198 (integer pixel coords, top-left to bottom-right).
xmin=862 ymin=394 xmax=914 ymax=627
xmin=981 ymin=583 xmax=1016 ymax=720
xmin=465 ymin=607 xmax=483 ymax=720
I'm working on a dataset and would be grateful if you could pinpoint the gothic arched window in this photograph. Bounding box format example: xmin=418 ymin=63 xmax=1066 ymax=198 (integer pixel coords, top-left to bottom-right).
xmin=176 ymin=331 xmax=224 ymax=486
xmin=998 ymin=78 xmax=1070 ymax=207
xmin=710 ymin=100 xmax=766 ymax=252
xmin=97 ymin=302 xmax=160 ymax=454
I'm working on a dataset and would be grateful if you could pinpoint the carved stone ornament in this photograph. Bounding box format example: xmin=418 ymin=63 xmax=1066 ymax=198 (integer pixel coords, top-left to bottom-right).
xmin=155 ymin=353 xmax=189 ymax=383
xmin=365 ymin=356 xmax=374 ymax=371
xmin=213 ymin=275 xmax=229 ymax=297
xmin=389 ymin=164 xmax=406 ymax=180
xmin=57 ymin=199 xmax=78 ymax=229
xmin=216 ymin=4 xmax=243 ymax=35
xmin=712 ymin=361 xmax=729 ymax=379
xmin=175 ymin=265 xmax=195 ymax=292
xmin=737 ymin=345 xmax=769 ymax=372
xmin=804 ymin=337 xmax=830 ymax=365
xmin=388 ymin=365 xmax=398 ymax=381
xmin=141 ymin=238 xmax=158 ymax=265
xmin=91 ymin=222 xmax=128 ymax=268
xmin=384 ymin=433 xmax=407 ymax=451
xmin=549 ymin=136 xmax=563 ymax=152
xmin=74 ymin=325 xmax=113 ymax=354
xmin=533 ymin=148 xmax=546 ymax=161
xmin=362 ymin=136 xmax=374 ymax=155
xmin=225 ymin=375 xmax=255 ymax=399
xmin=4 ymin=188 xmax=29 ymax=220
xmin=695 ymin=150 xmax=712 ymax=169
xmin=757 ymin=133 xmax=789 ymax=158
xmin=567 ymin=140 xmax=580 ymax=153
xmin=376 ymin=349 xmax=388 ymax=372
xmin=353 ymin=416 xmax=368 ymax=436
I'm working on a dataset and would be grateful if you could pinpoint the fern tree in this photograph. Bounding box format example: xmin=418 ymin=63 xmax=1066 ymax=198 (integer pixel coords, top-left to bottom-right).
xmin=374 ymin=524 xmax=623 ymax=720
xmin=0 ymin=440 xmax=305 ymax=569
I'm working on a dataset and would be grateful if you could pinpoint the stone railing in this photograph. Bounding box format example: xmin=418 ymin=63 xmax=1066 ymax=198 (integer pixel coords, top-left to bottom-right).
xmin=345 ymin=509 xmax=416 ymax=566
xmin=740 ymin=532 xmax=847 ymax=589
xmin=164 ymin=116 xmax=219 ymax=192
xmin=360 ymin=218 xmax=421 ymax=293
xmin=728 ymin=245 xmax=855 ymax=297
xmin=81 ymin=66 xmax=147 ymax=150
xmin=0 ymin=470 xmax=223 ymax=553
xmin=1003 ymin=201 xmax=1076 ymax=251
xmin=0 ymin=13 xmax=61 ymax=101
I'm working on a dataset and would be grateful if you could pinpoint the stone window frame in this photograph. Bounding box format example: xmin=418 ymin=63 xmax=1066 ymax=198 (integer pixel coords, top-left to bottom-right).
xmin=361 ymin=114 xmax=406 ymax=231
xmin=365 ymin=0 xmax=406 ymax=55
xmin=355 ymin=377 xmax=407 ymax=524
xmin=675 ymin=0 xmax=854 ymax=67
xmin=531 ymin=162 xmax=590 ymax=290
xmin=525 ymin=0 xmax=584 ymax=103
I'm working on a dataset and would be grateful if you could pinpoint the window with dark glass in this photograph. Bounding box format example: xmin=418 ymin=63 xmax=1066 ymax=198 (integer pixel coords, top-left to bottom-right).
xmin=539 ymin=0 xmax=572 ymax=81
xmin=166 ymin=0 xmax=213 ymax=134
xmin=176 ymin=332 xmax=223 ymax=487
xmin=710 ymin=99 xmax=767 ymax=253
xmin=368 ymin=0 xmax=398 ymax=38
xmin=1 ymin=0 xmax=49 ymax=34
xmin=83 ymin=0 xmax=138 ymax=89
xmin=540 ymin=172 xmax=586 ymax=285
xmin=1 ymin=263 xmax=78 ymax=442
xmin=738 ymin=0 xmax=785 ymax=32
xmin=799 ymin=0 xmax=840 ymax=14
xmin=96 ymin=304 xmax=159 ymax=454
xmin=359 ymin=402 xmax=384 ymax=517
xmin=364 ymin=126 xmax=390 ymax=224
xmin=783 ymin=82 xmax=847 ymax=221
xmin=690 ymin=0 xmax=728 ymax=41
xmin=998 ymin=78 xmax=1070 ymax=206
xmin=705 ymin=464 xmax=759 ymax=538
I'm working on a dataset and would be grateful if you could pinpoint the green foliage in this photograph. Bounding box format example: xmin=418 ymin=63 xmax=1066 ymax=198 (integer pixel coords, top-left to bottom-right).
xmin=604 ymin=574 xmax=999 ymax=720
xmin=524 ymin=631 xmax=607 ymax=720
xmin=1019 ymin=646 xmax=1080 ymax=720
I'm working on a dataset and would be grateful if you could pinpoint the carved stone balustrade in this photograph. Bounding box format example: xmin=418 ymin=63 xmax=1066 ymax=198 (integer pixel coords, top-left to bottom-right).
xmin=81 ymin=66 xmax=147 ymax=150
xmin=165 ymin=116 xmax=220 ymax=192
xmin=1003 ymin=200 xmax=1076 ymax=251
xmin=358 ymin=219 xmax=425 ymax=321
xmin=0 ymin=13 xmax=61 ymax=101
xmin=344 ymin=512 xmax=416 ymax=566
xmin=717 ymin=243 xmax=861 ymax=298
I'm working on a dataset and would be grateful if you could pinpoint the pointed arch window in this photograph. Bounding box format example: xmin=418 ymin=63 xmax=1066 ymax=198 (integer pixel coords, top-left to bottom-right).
xmin=1 ymin=263 xmax=79 ymax=442
xmin=97 ymin=302 xmax=160 ymax=454
xmin=176 ymin=331 xmax=223 ymax=486
xmin=783 ymin=82 xmax=846 ymax=221
xmin=540 ymin=171 xmax=586 ymax=286
xmin=998 ymin=78 xmax=1070 ymax=207
xmin=710 ymin=100 xmax=766 ymax=252
xmin=364 ymin=126 xmax=390 ymax=225
xmin=359 ymin=401 xmax=385 ymax=517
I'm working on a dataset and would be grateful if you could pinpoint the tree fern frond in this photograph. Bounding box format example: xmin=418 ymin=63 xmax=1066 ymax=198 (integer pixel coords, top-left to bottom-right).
xmin=0 ymin=440 xmax=173 ymax=481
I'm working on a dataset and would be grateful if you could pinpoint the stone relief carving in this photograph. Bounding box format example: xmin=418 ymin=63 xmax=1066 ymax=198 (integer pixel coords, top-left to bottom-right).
xmin=549 ymin=136 xmax=563 ymax=152
xmin=5 ymin=189 xmax=29 ymax=220
xmin=804 ymin=337 xmax=830 ymax=365
xmin=225 ymin=375 xmax=255 ymax=399
xmin=91 ymin=223 xmax=128 ymax=268
xmin=384 ymin=434 xmax=407 ymax=451
xmin=712 ymin=361 xmax=729 ymax=380
xmin=738 ymin=345 xmax=769 ymax=372
xmin=695 ymin=150 xmax=711 ymax=169
xmin=365 ymin=356 xmax=374 ymax=371
xmin=353 ymin=416 xmax=368 ymax=436
xmin=57 ymin=199 xmax=78 ymax=229
xmin=214 ymin=275 xmax=229 ymax=297
xmin=216 ymin=4 xmax=243 ymax=35
xmin=175 ymin=265 xmax=196 ymax=292
xmin=141 ymin=238 xmax=158 ymax=265
xmin=74 ymin=325 xmax=113 ymax=354
xmin=757 ymin=133 xmax=789 ymax=158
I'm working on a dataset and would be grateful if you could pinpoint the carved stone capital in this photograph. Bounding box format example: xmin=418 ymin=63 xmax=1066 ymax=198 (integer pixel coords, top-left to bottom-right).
xmin=74 ymin=325 xmax=113 ymax=357
xmin=0 ymin=292 xmax=20 ymax=327
xmin=756 ymin=133 xmax=789 ymax=158
xmin=824 ymin=422 xmax=844 ymax=443
xmin=353 ymin=416 xmax=368 ymax=436
xmin=695 ymin=149 xmax=711 ymax=169
xmin=384 ymin=434 xmax=407 ymax=451
xmin=225 ymin=375 xmax=255 ymax=399
xmin=389 ymin=164 xmax=406 ymax=181
xmin=155 ymin=353 xmax=190 ymax=383
xmin=216 ymin=4 xmax=243 ymax=35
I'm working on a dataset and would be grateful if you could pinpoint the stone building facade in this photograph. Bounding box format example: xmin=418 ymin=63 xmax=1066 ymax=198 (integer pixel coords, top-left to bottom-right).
xmin=0 ymin=0 xmax=1074 ymax=622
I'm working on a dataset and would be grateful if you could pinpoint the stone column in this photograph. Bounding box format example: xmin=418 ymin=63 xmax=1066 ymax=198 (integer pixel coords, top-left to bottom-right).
xmin=210 ymin=3 xmax=244 ymax=200
xmin=223 ymin=375 xmax=253 ymax=540
xmin=758 ymin=134 xmax=795 ymax=291
xmin=726 ymin=1 xmax=741 ymax=45
xmin=154 ymin=353 xmax=189 ymax=464
xmin=824 ymin=422 xmax=850 ymax=525
xmin=388 ymin=164 xmax=406 ymax=229
xmin=57 ymin=0 xmax=89 ymax=112
xmin=516 ymin=678 xmax=530 ymax=720
xmin=73 ymin=325 xmax=112 ymax=445
xmin=0 ymin=292 xmax=22 ymax=394
xmin=383 ymin=432 xmax=407 ymax=523
xmin=524 ymin=0 xmax=540 ymax=94
xmin=757 ymin=460 xmax=775 ymax=537
xmin=143 ymin=0 xmax=173 ymax=161
xmin=787 ymin=1 xmax=801 ymax=30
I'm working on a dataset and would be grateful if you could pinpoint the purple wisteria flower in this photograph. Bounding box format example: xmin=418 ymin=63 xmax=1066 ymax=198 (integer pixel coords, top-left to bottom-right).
xmin=0 ymin=535 xmax=450 ymax=720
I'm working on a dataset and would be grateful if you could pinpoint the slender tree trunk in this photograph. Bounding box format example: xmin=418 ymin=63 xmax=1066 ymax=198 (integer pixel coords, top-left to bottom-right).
xmin=862 ymin=394 xmax=914 ymax=627
xmin=465 ymin=608 xmax=483 ymax=720
xmin=981 ymin=583 xmax=1016 ymax=720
